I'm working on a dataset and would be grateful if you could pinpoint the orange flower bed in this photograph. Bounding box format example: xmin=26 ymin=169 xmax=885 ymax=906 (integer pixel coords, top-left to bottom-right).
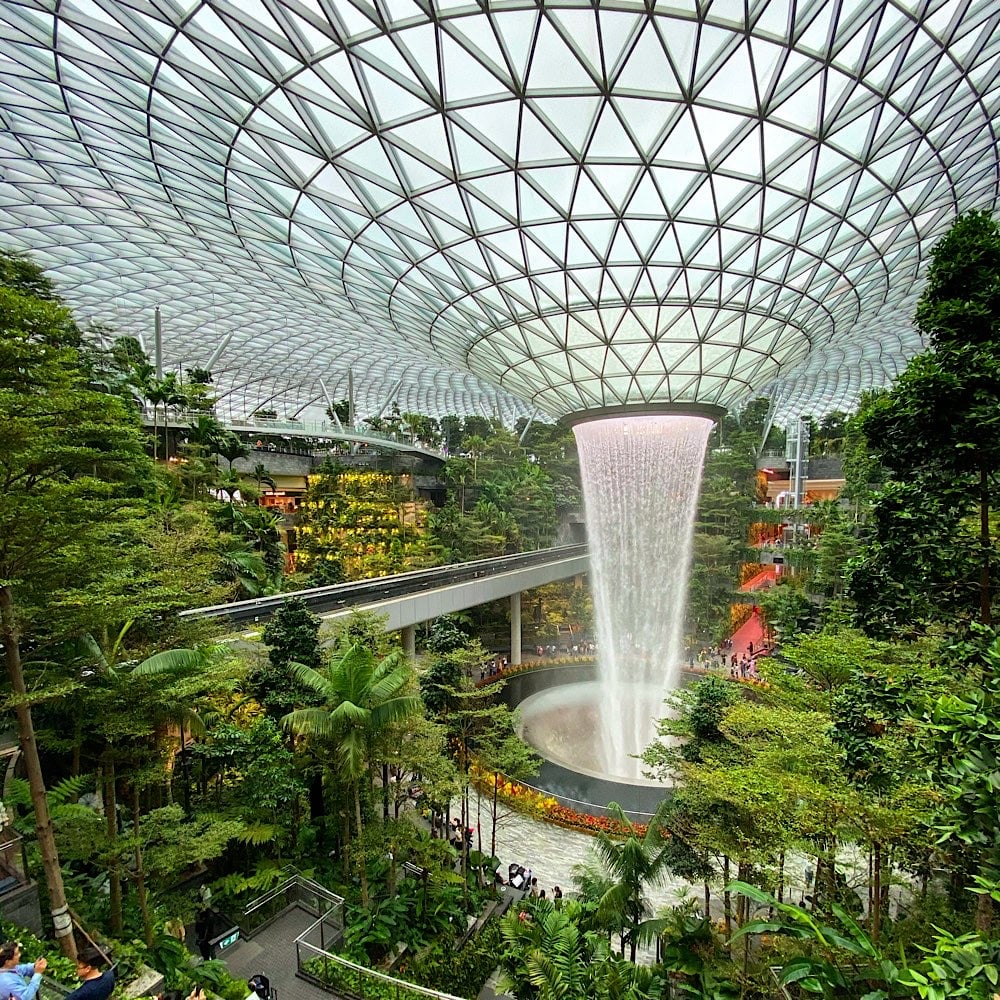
xmin=470 ymin=763 xmax=647 ymax=839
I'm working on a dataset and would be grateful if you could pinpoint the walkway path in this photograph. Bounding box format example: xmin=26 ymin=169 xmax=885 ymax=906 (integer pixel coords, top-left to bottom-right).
xmin=222 ymin=908 xmax=336 ymax=1000
xmin=729 ymin=609 xmax=767 ymax=661
xmin=739 ymin=565 xmax=777 ymax=592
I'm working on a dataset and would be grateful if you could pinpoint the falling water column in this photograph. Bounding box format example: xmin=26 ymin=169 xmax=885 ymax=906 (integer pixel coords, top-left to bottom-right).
xmin=572 ymin=411 xmax=716 ymax=776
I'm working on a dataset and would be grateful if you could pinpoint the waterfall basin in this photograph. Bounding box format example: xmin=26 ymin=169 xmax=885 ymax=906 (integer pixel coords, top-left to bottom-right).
xmin=517 ymin=680 xmax=668 ymax=783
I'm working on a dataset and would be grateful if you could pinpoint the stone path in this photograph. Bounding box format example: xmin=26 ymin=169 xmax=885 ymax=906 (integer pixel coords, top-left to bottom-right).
xmin=222 ymin=908 xmax=336 ymax=1000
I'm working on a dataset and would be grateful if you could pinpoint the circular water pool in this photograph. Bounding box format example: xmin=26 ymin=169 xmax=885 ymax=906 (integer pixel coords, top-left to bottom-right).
xmin=503 ymin=663 xmax=677 ymax=820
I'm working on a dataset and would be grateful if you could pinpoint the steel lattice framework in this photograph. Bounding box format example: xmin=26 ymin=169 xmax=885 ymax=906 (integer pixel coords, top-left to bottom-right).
xmin=1 ymin=0 xmax=998 ymax=422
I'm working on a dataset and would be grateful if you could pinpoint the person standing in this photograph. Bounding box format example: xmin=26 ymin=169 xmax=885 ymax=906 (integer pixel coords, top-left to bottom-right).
xmin=0 ymin=941 xmax=47 ymax=1000
xmin=64 ymin=947 xmax=115 ymax=1000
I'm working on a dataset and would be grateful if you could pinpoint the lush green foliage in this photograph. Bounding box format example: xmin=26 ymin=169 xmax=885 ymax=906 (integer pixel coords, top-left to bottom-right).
xmin=296 ymin=466 xmax=433 ymax=580
xmin=849 ymin=211 xmax=1000 ymax=636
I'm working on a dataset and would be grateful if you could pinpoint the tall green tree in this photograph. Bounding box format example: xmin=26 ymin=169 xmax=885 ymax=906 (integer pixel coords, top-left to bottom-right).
xmin=919 ymin=637 xmax=1000 ymax=933
xmin=850 ymin=211 xmax=1000 ymax=635
xmin=0 ymin=254 xmax=154 ymax=956
xmin=282 ymin=642 xmax=421 ymax=903
xmin=254 ymin=598 xmax=324 ymax=717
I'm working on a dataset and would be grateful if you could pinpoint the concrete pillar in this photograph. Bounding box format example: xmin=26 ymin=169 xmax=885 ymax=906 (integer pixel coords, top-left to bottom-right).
xmin=510 ymin=592 xmax=522 ymax=666
xmin=401 ymin=625 xmax=416 ymax=659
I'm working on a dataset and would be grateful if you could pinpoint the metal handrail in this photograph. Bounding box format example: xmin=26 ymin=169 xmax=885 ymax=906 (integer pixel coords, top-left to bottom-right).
xmin=295 ymin=916 xmax=469 ymax=1000
xmin=240 ymin=873 xmax=344 ymax=939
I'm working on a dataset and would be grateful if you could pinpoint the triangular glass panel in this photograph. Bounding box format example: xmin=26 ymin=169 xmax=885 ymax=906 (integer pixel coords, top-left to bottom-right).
xmin=526 ymin=17 xmax=596 ymax=91
xmin=676 ymin=176 xmax=717 ymax=222
xmin=463 ymin=170 xmax=517 ymax=211
xmin=567 ymin=267 xmax=605 ymax=301
xmin=441 ymin=33 xmax=507 ymax=102
xmin=452 ymin=101 xmax=521 ymax=158
xmin=419 ymin=183 xmax=469 ymax=230
xmin=598 ymin=11 xmax=644 ymax=79
xmin=391 ymin=148 xmax=448 ymax=191
xmin=590 ymin=164 xmax=641 ymax=211
xmin=310 ymin=164 xmax=362 ymax=206
xmin=795 ymin=1 xmax=836 ymax=56
xmin=657 ymin=110 xmax=702 ymax=167
xmin=657 ymin=17 xmax=699 ymax=91
xmin=450 ymin=127 xmax=506 ymax=176
xmin=358 ymin=61 xmax=431 ymax=122
xmin=517 ymin=180 xmax=558 ymax=225
xmin=530 ymin=96 xmax=601 ymax=155
xmin=571 ymin=171 xmax=614 ymax=217
xmin=519 ymin=109 xmax=573 ymax=162
xmin=442 ymin=14 xmax=511 ymax=83
xmin=699 ymin=41 xmax=758 ymax=112
xmin=574 ymin=217 xmax=618 ymax=259
xmin=491 ymin=9 xmax=540 ymax=87
xmin=588 ymin=102 xmax=638 ymax=158
xmin=753 ymin=0 xmax=792 ymax=41
xmin=525 ymin=165 xmax=579 ymax=213
xmin=627 ymin=171 xmax=666 ymax=216
xmin=771 ymin=70 xmax=822 ymax=131
xmin=549 ymin=9 xmax=603 ymax=79
xmin=614 ymin=22 xmax=682 ymax=98
xmin=613 ymin=97 xmax=670 ymax=155
xmin=389 ymin=116 xmax=452 ymax=171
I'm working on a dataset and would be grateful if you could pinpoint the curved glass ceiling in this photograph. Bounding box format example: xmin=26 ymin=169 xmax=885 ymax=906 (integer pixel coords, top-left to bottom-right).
xmin=1 ymin=0 xmax=998 ymax=421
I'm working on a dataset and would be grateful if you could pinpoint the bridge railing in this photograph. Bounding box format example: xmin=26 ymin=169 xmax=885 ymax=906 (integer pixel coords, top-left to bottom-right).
xmin=181 ymin=544 xmax=588 ymax=623
xmin=139 ymin=408 xmax=443 ymax=455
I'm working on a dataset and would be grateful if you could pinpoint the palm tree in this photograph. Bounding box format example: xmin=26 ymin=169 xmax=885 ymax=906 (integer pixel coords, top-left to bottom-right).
xmin=145 ymin=372 xmax=183 ymax=459
xmin=572 ymin=800 xmax=676 ymax=962
xmin=215 ymin=430 xmax=250 ymax=471
xmin=499 ymin=901 xmax=590 ymax=1000
xmin=252 ymin=462 xmax=276 ymax=492
xmin=282 ymin=643 xmax=421 ymax=903
xmin=187 ymin=413 xmax=224 ymax=451
xmin=216 ymin=534 xmax=269 ymax=597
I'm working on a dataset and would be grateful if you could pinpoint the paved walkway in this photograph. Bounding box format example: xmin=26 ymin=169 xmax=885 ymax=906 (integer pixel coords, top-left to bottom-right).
xmin=729 ymin=609 xmax=767 ymax=660
xmin=739 ymin=565 xmax=777 ymax=592
xmin=223 ymin=908 xmax=335 ymax=1000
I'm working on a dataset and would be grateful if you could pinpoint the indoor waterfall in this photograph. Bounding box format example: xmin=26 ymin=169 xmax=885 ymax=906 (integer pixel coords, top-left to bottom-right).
xmin=573 ymin=413 xmax=714 ymax=777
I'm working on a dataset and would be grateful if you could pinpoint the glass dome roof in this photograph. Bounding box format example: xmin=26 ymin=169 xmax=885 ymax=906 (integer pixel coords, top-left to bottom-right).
xmin=1 ymin=0 xmax=998 ymax=421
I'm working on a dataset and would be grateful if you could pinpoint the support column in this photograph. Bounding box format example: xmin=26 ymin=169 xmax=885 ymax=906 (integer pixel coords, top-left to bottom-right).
xmin=154 ymin=305 xmax=163 ymax=378
xmin=510 ymin=592 xmax=522 ymax=666
xmin=401 ymin=626 xmax=416 ymax=659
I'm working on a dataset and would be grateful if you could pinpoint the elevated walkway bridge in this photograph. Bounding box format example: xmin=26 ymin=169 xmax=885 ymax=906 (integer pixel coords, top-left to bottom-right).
xmin=141 ymin=408 xmax=447 ymax=462
xmin=182 ymin=544 xmax=590 ymax=662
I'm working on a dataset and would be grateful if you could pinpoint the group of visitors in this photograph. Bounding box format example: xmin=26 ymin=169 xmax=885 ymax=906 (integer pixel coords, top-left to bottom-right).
xmin=531 ymin=641 xmax=596 ymax=657
xmin=448 ymin=817 xmax=475 ymax=849
xmin=479 ymin=656 xmax=508 ymax=680
xmin=498 ymin=864 xmax=563 ymax=903
xmin=729 ymin=653 xmax=759 ymax=680
xmin=0 ymin=941 xmax=114 ymax=1000
xmin=691 ymin=639 xmax=735 ymax=671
